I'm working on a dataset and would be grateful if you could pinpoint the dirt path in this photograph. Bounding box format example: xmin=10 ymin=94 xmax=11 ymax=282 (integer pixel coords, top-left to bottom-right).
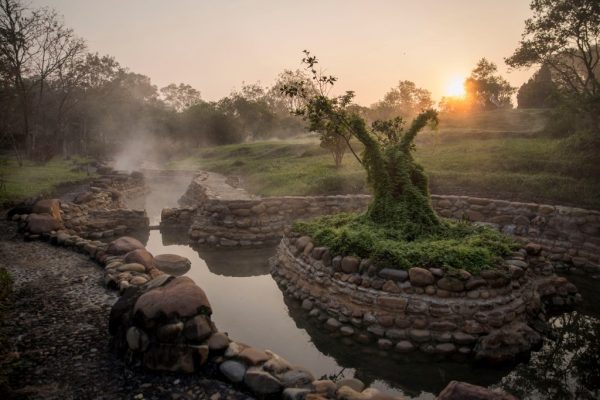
xmin=0 ymin=220 xmax=252 ymax=400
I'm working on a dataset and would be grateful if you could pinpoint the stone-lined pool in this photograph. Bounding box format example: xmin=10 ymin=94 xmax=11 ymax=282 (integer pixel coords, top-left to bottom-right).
xmin=130 ymin=179 xmax=600 ymax=399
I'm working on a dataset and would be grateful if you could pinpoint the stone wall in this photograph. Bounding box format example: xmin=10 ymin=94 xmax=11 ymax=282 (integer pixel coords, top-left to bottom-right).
xmin=271 ymin=236 xmax=579 ymax=363
xmin=186 ymin=195 xmax=370 ymax=246
xmin=12 ymin=219 xmax=415 ymax=400
xmin=10 ymin=169 xmax=149 ymax=241
xmin=430 ymin=195 xmax=600 ymax=275
xmin=173 ymin=175 xmax=599 ymax=274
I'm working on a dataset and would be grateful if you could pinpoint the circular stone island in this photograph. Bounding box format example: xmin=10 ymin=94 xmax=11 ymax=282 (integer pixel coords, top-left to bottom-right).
xmin=271 ymin=234 xmax=581 ymax=364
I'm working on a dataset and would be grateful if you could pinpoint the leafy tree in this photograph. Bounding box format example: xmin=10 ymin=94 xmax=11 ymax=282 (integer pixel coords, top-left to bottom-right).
xmin=517 ymin=64 xmax=559 ymax=108
xmin=438 ymin=95 xmax=470 ymax=114
xmin=160 ymin=83 xmax=201 ymax=112
xmin=465 ymin=58 xmax=515 ymax=109
xmin=370 ymin=80 xmax=433 ymax=121
xmin=182 ymin=101 xmax=243 ymax=146
xmin=283 ymin=51 xmax=440 ymax=237
xmin=220 ymin=82 xmax=276 ymax=140
xmin=506 ymin=0 xmax=600 ymax=131
xmin=320 ymin=118 xmax=351 ymax=169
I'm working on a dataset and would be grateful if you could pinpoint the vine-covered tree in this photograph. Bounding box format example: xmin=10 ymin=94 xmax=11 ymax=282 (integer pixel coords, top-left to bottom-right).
xmin=282 ymin=51 xmax=440 ymax=238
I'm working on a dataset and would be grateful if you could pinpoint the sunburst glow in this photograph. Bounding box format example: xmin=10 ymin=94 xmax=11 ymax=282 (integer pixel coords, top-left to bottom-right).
xmin=445 ymin=77 xmax=466 ymax=97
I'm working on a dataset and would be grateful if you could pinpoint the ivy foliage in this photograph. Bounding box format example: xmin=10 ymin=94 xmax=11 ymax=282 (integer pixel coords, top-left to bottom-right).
xmin=293 ymin=213 xmax=517 ymax=273
xmin=283 ymin=52 xmax=517 ymax=272
xmin=282 ymin=51 xmax=442 ymax=238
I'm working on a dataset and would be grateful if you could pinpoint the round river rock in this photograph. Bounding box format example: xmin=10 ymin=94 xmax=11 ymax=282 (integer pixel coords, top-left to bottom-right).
xmin=154 ymin=254 xmax=192 ymax=275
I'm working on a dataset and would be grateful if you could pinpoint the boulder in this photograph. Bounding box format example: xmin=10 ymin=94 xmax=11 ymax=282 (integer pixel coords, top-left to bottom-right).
xmin=134 ymin=276 xmax=212 ymax=320
xmin=157 ymin=322 xmax=184 ymax=342
xmin=341 ymin=256 xmax=360 ymax=274
xmin=27 ymin=213 xmax=62 ymax=234
xmin=336 ymin=386 xmax=366 ymax=400
xmin=263 ymin=351 xmax=293 ymax=374
xmin=220 ymin=360 xmax=247 ymax=383
xmin=107 ymin=236 xmax=145 ymax=255
xmin=408 ymin=267 xmax=435 ymax=286
xmin=117 ymin=263 xmax=146 ymax=273
xmin=382 ymin=280 xmax=401 ymax=293
xmin=378 ymin=268 xmax=408 ymax=282
xmin=283 ymin=388 xmax=311 ymax=400
xmin=183 ymin=315 xmax=214 ymax=342
xmin=474 ymin=322 xmax=542 ymax=364
xmin=436 ymin=381 xmax=517 ymax=400
xmin=74 ymin=191 xmax=94 ymax=204
xmin=154 ymin=254 xmax=191 ymax=275
xmin=278 ymin=368 xmax=315 ymax=388
xmin=142 ymin=344 xmax=195 ymax=373
xmin=239 ymin=347 xmax=271 ymax=365
xmin=124 ymin=249 xmax=154 ymax=268
xmin=32 ymin=199 xmax=61 ymax=221
xmin=244 ymin=367 xmax=283 ymax=394
xmin=336 ymin=378 xmax=365 ymax=392
xmin=207 ymin=332 xmax=230 ymax=352
xmin=109 ymin=286 xmax=144 ymax=335
xmin=437 ymin=277 xmax=465 ymax=292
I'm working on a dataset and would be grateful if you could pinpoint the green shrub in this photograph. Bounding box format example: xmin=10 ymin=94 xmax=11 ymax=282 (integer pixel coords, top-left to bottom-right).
xmin=293 ymin=213 xmax=517 ymax=273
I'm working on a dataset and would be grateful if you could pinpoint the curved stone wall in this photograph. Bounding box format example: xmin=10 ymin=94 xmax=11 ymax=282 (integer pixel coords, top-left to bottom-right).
xmin=430 ymin=195 xmax=600 ymax=275
xmin=271 ymin=235 xmax=580 ymax=363
xmin=5 ymin=172 xmax=565 ymax=399
xmin=170 ymin=175 xmax=600 ymax=274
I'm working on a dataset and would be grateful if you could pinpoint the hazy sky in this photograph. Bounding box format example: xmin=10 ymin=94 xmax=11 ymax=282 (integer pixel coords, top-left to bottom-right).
xmin=31 ymin=0 xmax=535 ymax=105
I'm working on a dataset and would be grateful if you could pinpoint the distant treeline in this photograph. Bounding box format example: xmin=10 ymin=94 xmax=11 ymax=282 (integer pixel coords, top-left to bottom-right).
xmin=1 ymin=0 xmax=597 ymax=165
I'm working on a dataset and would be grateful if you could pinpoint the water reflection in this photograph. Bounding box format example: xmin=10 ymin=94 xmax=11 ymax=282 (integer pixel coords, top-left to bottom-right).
xmin=143 ymin=230 xmax=351 ymax=391
xmin=191 ymin=245 xmax=275 ymax=277
xmin=130 ymin=181 xmax=600 ymax=400
xmin=499 ymin=276 xmax=600 ymax=399
xmin=281 ymin=290 xmax=509 ymax=398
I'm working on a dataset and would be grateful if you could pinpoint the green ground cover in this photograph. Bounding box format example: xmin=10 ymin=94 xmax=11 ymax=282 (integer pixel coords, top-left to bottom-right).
xmin=169 ymin=131 xmax=599 ymax=210
xmin=0 ymin=157 xmax=95 ymax=206
xmin=293 ymin=213 xmax=517 ymax=273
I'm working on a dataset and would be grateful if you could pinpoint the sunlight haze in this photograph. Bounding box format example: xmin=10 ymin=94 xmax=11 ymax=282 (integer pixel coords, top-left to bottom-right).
xmin=31 ymin=0 xmax=533 ymax=105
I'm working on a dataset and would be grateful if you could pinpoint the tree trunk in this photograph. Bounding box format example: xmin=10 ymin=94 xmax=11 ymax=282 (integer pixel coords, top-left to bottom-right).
xmin=350 ymin=112 xmax=441 ymax=239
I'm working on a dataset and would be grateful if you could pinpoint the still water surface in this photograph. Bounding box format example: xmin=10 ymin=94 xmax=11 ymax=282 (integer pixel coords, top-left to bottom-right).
xmin=132 ymin=179 xmax=600 ymax=399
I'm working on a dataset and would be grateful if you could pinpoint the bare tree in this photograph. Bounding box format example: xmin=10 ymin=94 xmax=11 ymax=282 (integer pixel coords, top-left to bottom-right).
xmin=0 ymin=0 xmax=41 ymax=160
xmin=0 ymin=0 xmax=85 ymax=158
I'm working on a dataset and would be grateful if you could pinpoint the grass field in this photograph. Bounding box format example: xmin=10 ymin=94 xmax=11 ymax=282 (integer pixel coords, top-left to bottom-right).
xmin=0 ymin=157 xmax=95 ymax=206
xmin=169 ymin=109 xmax=600 ymax=210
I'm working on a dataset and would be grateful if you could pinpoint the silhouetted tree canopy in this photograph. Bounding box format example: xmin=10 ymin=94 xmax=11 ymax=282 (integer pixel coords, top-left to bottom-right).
xmin=506 ymin=0 xmax=600 ymax=131
xmin=517 ymin=64 xmax=559 ymax=108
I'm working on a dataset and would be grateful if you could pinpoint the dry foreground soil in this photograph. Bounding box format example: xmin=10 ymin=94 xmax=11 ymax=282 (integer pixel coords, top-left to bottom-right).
xmin=0 ymin=218 xmax=253 ymax=400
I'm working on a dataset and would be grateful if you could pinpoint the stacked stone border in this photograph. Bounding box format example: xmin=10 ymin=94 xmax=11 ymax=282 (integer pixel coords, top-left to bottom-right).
xmin=270 ymin=235 xmax=579 ymax=363
xmin=167 ymin=175 xmax=600 ymax=276
xmin=7 ymin=180 xmax=520 ymax=400
xmin=6 ymin=168 xmax=580 ymax=400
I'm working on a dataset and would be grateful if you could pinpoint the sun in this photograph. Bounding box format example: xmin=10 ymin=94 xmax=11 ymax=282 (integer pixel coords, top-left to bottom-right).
xmin=445 ymin=77 xmax=466 ymax=97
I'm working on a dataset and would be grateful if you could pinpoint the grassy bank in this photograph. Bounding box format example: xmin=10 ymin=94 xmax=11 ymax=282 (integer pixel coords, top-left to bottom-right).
xmin=168 ymin=110 xmax=598 ymax=209
xmin=0 ymin=157 xmax=95 ymax=206
xmin=169 ymin=131 xmax=599 ymax=210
